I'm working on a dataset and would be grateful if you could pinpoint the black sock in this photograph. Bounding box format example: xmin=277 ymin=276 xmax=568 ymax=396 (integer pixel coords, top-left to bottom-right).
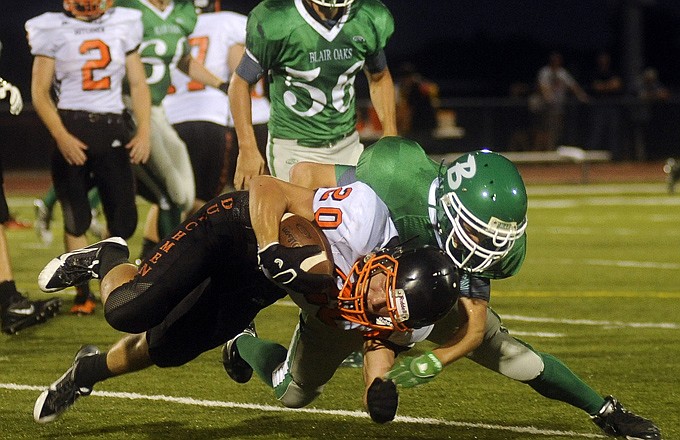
xmin=74 ymin=353 xmax=114 ymax=389
xmin=0 ymin=281 xmax=24 ymax=309
xmin=74 ymin=283 xmax=92 ymax=304
xmin=98 ymin=245 xmax=131 ymax=278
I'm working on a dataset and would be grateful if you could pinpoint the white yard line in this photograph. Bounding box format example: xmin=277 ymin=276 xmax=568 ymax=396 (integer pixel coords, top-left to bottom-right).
xmin=0 ymin=383 xmax=603 ymax=438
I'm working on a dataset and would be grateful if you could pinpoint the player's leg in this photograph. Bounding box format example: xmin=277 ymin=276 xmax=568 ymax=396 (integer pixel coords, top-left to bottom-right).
xmin=51 ymin=151 xmax=97 ymax=314
xmin=0 ymin=175 xmax=60 ymax=334
xmin=428 ymin=304 xmax=661 ymax=438
xmin=33 ymin=332 xmax=152 ymax=424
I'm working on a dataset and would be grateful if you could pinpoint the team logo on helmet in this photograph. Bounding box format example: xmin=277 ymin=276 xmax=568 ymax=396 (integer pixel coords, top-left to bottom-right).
xmin=446 ymin=154 xmax=477 ymax=191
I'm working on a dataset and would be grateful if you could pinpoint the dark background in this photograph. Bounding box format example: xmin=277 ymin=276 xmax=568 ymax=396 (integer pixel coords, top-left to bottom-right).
xmin=4 ymin=0 xmax=680 ymax=97
xmin=2 ymin=0 xmax=680 ymax=167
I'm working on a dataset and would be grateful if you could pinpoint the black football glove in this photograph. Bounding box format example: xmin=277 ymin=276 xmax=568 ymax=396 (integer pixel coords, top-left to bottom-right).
xmin=258 ymin=242 xmax=335 ymax=296
xmin=366 ymin=377 xmax=398 ymax=424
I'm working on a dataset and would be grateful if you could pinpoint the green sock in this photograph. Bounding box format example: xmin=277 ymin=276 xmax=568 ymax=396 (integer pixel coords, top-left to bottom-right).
xmin=237 ymin=335 xmax=287 ymax=388
xmin=157 ymin=204 xmax=182 ymax=238
xmin=43 ymin=186 xmax=57 ymax=211
xmin=526 ymin=352 xmax=606 ymax=415
xmin=87 ymin=188 xmax=101 ymax=212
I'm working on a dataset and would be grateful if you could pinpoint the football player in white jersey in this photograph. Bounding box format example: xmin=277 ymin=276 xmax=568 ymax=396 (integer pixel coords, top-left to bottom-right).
xmin=26 ymin=0 xmax=151 ymax=315
xmin=33 ymin=175 xmax=458 ymax=424
xmin=0 ymin=40 xmax=62 ymax=335
xmin=163 ymin=0 xmax=269 ymax=210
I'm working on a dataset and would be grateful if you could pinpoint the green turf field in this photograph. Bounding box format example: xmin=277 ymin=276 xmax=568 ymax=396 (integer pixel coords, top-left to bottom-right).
xmin=1 ymin=182 xmax=678 ymax=440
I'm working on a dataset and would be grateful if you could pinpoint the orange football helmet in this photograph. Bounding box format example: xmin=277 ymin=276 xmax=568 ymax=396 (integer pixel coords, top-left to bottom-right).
xmin=63 ymin=0 xmax=112 ymax=19
xmin=336 ymin=246 xmax=459 ymax=333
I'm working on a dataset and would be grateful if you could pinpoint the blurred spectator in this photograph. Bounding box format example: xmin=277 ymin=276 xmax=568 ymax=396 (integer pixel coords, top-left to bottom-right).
xmin=588 ymin=52 xmax=624 ymax=160
xmin=395 ymin=62 xmax=439 ymax=141
xmin=631 ymin=67 xmax=671 ymax=160
xmin=533 ymin=52 xmax=589 ymax=150
xmin=637 ymin=67 xmax=670 ymax=101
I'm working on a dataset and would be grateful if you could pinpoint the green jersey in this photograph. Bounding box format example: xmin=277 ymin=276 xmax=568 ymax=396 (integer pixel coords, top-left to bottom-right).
xmin=343 ymin=136 xmax=525 ymax=280
xmin=116 ymin=0 xmax=196 ymax=105
xmin=246 ymin=0 xmax=393 ymax=145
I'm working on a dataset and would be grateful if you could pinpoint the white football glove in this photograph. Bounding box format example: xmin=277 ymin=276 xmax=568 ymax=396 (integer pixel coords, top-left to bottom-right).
xmin=0 ymin=77 xmax=23 ymax=115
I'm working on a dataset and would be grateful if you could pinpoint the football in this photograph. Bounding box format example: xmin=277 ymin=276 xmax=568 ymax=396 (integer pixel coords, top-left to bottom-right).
xmin=279 ymin=213 xmax=334 ymax=276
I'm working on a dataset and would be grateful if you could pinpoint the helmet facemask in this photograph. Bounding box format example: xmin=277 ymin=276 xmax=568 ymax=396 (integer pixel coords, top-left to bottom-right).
xmin=439 ymin=191 xmax=526 ymax=272
xmin=337 ymin=252 xmax=413 ymax=333
xmin=308 ymin=0 xmax=355 ymax=7
xmin=194 ymin=0 xmax=220 ymax=13
xmin=63 ymin=0 xmax=112 ymax=20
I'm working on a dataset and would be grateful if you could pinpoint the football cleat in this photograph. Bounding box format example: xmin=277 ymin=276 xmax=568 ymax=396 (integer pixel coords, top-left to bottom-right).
xmin=222 ymin=322 xmax=257 ymax=384
xmin=38 ymin=237 xmax=128 ymax=293
xmin=1 ymin=296 xmax=61 ymax=335
xmin=33 ymin=344 xmax=101 ymax=424
xmin=33 ymin=199 xmax=53 ymax=246
xmin=69 ymin=298 xmax=96 ymax=316
xmin=663 ymin=157 xmax=679 ymax=194
xmin=591 ymin=395 xmax=661 ymax=440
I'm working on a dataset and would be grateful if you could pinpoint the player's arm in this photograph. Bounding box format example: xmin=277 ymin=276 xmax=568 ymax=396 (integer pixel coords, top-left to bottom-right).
xmin=30 ymin=55 xmax=88 ymax=166
xmin=366 ymin=65 xmax=397 ymax=137
xmin=124 ymin=50 xmax=151 ymax=164
xmin=229 ymin=57 xmax=266 ymax=190
xmin=249 ymin=175 xmax=334 ymax=295
xmin=431 ymin=297 xmax=487 ymax=365
xmin=363 ymin=338 xmax=398 ymax=423
xmin=289 ymin=162 xmax=339 ymax=189
xmin=177 ymin=53 xmax=226 ymax=91
xmin=249 ymin=175 xmax=315 ymax=249
xmin=386 ymin=297 xmax=487 ymax=388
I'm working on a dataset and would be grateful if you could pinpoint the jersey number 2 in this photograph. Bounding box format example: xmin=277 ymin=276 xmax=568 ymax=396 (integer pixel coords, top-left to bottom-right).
xmin=80 ymin=39 xmax=112 ymax=91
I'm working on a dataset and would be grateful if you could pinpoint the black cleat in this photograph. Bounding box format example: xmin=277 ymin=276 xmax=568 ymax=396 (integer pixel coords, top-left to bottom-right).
xmin=33 ymin=345 xmax=100 ymax=423
xmin=38 ymin=237 xmax=128 ymax=292
xmin=1 ymin=296 xmax=61 ymax=335
xmin=663 ymin=157 xmax=680 ymax=194
xmin=591 ymin=396 xmax=662 ymax=440
xmin=222 ymin=322 xmax=257 ymax=384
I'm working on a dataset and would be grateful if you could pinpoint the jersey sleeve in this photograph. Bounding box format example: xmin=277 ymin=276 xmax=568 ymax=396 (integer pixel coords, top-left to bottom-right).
xmin=244 ymin=2 xmax=285 ymax=69
xmin=313 ymin=182 xmax=398 ymax=275
xmin=114 ymin=7 xmax=144 ymax=53
xmin=25 ymin=13 xmax=61 ymax=58
xmin=363 ymin=0 xmax=395 ymax=55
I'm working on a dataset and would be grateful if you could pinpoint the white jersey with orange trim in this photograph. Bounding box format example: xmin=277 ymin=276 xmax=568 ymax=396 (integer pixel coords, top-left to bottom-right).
xmin=164 ymin=11 xmax=245 ymax=126
xmin=25 ymin=8 xmax=142 ymax=114
xmin=298 ymin=181 xmax=431 ymax=346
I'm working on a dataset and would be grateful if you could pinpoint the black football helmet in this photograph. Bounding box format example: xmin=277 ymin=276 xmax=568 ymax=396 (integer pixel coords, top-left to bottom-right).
xmin=337 ymin=246 xmax=459 ymax=332
xmin=194 ymin=0 xmax=220 ymax=13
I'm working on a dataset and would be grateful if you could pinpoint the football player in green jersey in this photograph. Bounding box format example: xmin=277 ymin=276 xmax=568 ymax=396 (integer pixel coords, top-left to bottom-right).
xmin=289 ymin=136 xmax=661 ymax=439
xmin=229 ymin=0 xmax=398 ymax=190
xmin=115 ymin=0 xmax=228 ymax=257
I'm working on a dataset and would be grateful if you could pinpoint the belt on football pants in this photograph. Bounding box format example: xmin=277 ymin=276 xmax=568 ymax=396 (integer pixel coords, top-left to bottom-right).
xmin=58 ymin=109 xmax=124 ymax=125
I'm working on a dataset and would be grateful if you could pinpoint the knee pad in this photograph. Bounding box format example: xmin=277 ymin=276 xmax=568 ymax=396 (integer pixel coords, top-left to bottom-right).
xmin=104 ymin=281 xmax=152 ymax=333
xmin=273 ymin=363 xmax=323 ymax=408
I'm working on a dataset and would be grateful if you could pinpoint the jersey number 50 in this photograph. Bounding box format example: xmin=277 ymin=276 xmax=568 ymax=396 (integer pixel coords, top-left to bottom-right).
xmin=282 ymin=60 xmax=363 ymax=117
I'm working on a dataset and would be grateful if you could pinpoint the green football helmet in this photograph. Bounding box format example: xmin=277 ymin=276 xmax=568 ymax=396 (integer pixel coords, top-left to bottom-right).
xmin=435 ymin=150 xmax=527 ymax=272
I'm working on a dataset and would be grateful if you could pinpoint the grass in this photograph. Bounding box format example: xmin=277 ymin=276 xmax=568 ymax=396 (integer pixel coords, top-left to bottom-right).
xmin=1 ymin=182 xmax=679 ymax=440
